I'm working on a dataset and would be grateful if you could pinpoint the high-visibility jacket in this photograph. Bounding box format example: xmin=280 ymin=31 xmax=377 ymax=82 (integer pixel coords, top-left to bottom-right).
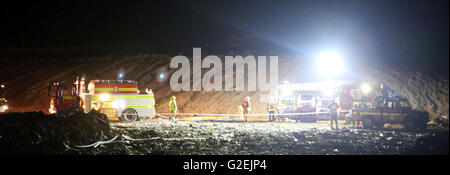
xmin=267 ymin=102 xmax=275 ymax=112
xmin=169 ymin=100 xmax=177 ymax=111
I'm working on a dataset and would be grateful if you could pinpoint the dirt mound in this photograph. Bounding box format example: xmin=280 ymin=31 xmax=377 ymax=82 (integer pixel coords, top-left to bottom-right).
xmin=363 ymin=67 xmax=449 ymax=121
xmin=0 ymin=110 xmax=112 ymax=154
xmin=1 ymin=54 xmax=448 ymax=123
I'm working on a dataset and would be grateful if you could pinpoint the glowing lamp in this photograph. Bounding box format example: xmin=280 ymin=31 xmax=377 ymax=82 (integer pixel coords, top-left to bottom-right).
xmin=100 ymin=94 xmax=111 ymax=101
xmin=316 ymin=52 xmax=344 ymax=77
xmin=361 ymin=84 xmax=372 ymax=95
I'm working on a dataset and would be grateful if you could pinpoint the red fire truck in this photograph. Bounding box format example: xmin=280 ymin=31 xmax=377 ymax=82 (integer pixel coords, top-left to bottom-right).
xmin=48 ymin=76 xmax=155 ymax=122
xmin=276 ymin=81 xmax=369 ymax=122
xmin=277 ymin=81 xmax=351 ymax=122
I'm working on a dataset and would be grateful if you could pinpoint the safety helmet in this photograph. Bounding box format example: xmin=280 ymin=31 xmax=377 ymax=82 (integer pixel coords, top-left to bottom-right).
xmin=245 ymin=96 xmax=250 ymax=101
xmin=171 ymin=96 xmax=176 ymax=100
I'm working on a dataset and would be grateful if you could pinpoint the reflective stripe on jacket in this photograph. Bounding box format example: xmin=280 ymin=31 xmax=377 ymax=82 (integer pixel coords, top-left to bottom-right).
xmin=169 ymin=100 xmax=177 ymax=111
xmin=267 ymin=103 xmax=275 ymax=112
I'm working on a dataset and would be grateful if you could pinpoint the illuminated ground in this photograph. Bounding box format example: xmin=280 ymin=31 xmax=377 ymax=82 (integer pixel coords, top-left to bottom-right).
xmin=71 ymin=120 xmax=448 ymax=155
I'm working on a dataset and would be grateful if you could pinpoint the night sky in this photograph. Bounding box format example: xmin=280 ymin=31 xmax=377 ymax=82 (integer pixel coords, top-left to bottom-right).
xmin=1 ymin=0 xmax=448 ymax=77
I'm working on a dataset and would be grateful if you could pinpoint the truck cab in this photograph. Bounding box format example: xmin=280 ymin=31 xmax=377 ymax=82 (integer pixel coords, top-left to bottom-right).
xmin=48 ymin=81 xmax=80 ymax=114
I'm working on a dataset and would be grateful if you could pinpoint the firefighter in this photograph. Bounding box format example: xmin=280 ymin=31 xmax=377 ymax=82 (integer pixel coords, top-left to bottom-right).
xmin=328 ymin=100 xmax=339 ymax=129
xmin=241 ymin=96 xmax=251 ymax=122
xmin=169 ymin=96 xmax=177 ymax=121
xmin=267 ymin=97 xmax=276 ymax=122
xmin=380 ymin=83 xmax=391 ymax=107
xmin=380 ymin=83 xmax=388 ymax=98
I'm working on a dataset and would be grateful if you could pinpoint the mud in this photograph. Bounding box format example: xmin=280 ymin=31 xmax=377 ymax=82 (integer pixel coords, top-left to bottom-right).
xmin=74 ymin=121 xmax=448 ymax=155
xmin=0 ymin=111 xmax=112 ymax=154
xmin=0 ymin=111 xmax=447 ymax=155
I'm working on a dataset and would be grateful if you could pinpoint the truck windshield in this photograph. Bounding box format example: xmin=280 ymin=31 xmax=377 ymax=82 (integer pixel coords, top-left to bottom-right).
xmin=300 ymin=95 xmax=313 ymax=100
xmin=399 ymin=101 xmax=411 ymax=108
xmin=279 ymin=98 xmax=295 ymax=106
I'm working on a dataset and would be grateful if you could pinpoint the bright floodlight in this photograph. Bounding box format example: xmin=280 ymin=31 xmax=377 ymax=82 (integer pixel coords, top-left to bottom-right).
xmin=323 ymin=88 xmax=334 ymax=97
xmin=100 ymin=94 xmax=111 ymax=101
xmin=316 ymin=52 xmax=344 ymax=77
xmin=361 ymin=84 xmax=372 ymax=94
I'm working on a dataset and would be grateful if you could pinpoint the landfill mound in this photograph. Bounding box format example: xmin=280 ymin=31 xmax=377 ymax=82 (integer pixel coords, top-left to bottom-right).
xmin=0 ymin=110 xmax=112 ymax=154
xmin=0 ymin=54 xmax=285 ymax=115
xmin=364 ymin=66 xmax=449 ymax=122
xmin=1 ymin=54 xmax=448 ymax=122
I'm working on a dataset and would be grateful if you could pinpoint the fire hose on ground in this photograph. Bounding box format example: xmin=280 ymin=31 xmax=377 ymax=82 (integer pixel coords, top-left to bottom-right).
xmin=74 ymin=134 xmax=207 ymax=148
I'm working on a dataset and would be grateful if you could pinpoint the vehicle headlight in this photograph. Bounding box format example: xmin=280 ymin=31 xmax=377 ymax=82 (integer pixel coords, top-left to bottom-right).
xmin=112 ymin=100 xmax=125 ymax=108
xmin=361 ymin=84 xmax=372 ymax=94
xmin=100 ymin=94 xmax=111 ymax=101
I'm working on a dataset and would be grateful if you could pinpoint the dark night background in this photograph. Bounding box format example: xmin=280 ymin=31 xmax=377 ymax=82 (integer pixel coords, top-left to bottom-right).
xmin=0 ymin=0 xmax=448 ymax=77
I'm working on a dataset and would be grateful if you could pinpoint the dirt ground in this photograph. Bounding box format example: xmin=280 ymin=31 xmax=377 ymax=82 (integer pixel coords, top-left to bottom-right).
xmin=1 ymin=111 xmax=447 ymax=155
xmin=69 ymin=120 xmax=449 ymax=155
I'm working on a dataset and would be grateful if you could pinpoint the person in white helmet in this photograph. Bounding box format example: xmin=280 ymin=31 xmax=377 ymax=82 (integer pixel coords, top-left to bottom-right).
xmin=241 ymin=96 xmax=251 ymax=122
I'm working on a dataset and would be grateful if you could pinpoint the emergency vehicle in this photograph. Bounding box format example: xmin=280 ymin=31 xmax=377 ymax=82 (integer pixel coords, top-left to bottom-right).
xmin=276 ymin=80 xmax=365 ymax=122
xmin=277 ymin=81 xmax=351 ymax=122
xmin=0 ymin=84 xmax=7 ymax=113
xmin=338 ymin=83 xmax=376 ymax=118
xmin=48 ymin=76 xmax=155 ymax=122
xmin=277 ymin=90 xmax=319 ymax=122
xmin=350 ymin=95 xmax=429 ymax=129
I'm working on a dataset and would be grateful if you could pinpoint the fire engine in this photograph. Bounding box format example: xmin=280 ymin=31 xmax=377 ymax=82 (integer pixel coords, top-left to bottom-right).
xmin=277 ymin=81 xmax=348 ymax=122
xmin=0 ymin=84 xmax=7 ymax=113
xmin=276 ymin=80 xmax=367 ymax=122
xmin=48 ymin=76 xmax=155 ymax=122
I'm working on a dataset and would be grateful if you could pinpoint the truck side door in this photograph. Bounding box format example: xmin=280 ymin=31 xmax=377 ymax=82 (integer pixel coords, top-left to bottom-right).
xmin=385 ymin=99 xmax=402 ymax=122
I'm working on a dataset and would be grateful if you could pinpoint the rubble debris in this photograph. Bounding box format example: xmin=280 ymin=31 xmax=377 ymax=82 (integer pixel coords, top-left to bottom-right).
xmin=0 ymin=110 xmax=112 ymax=154
xmin=97 ymin=121 xmax=447 ymax=155
xmin=0 ymin=112 xmax=447 ymax=155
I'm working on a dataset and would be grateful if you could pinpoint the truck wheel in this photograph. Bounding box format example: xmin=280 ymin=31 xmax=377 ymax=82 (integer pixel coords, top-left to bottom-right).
xmin=362 ymin=118 xmax=375 ymax=129
xmin=121 ymin=109 xmax=138 ymax=122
